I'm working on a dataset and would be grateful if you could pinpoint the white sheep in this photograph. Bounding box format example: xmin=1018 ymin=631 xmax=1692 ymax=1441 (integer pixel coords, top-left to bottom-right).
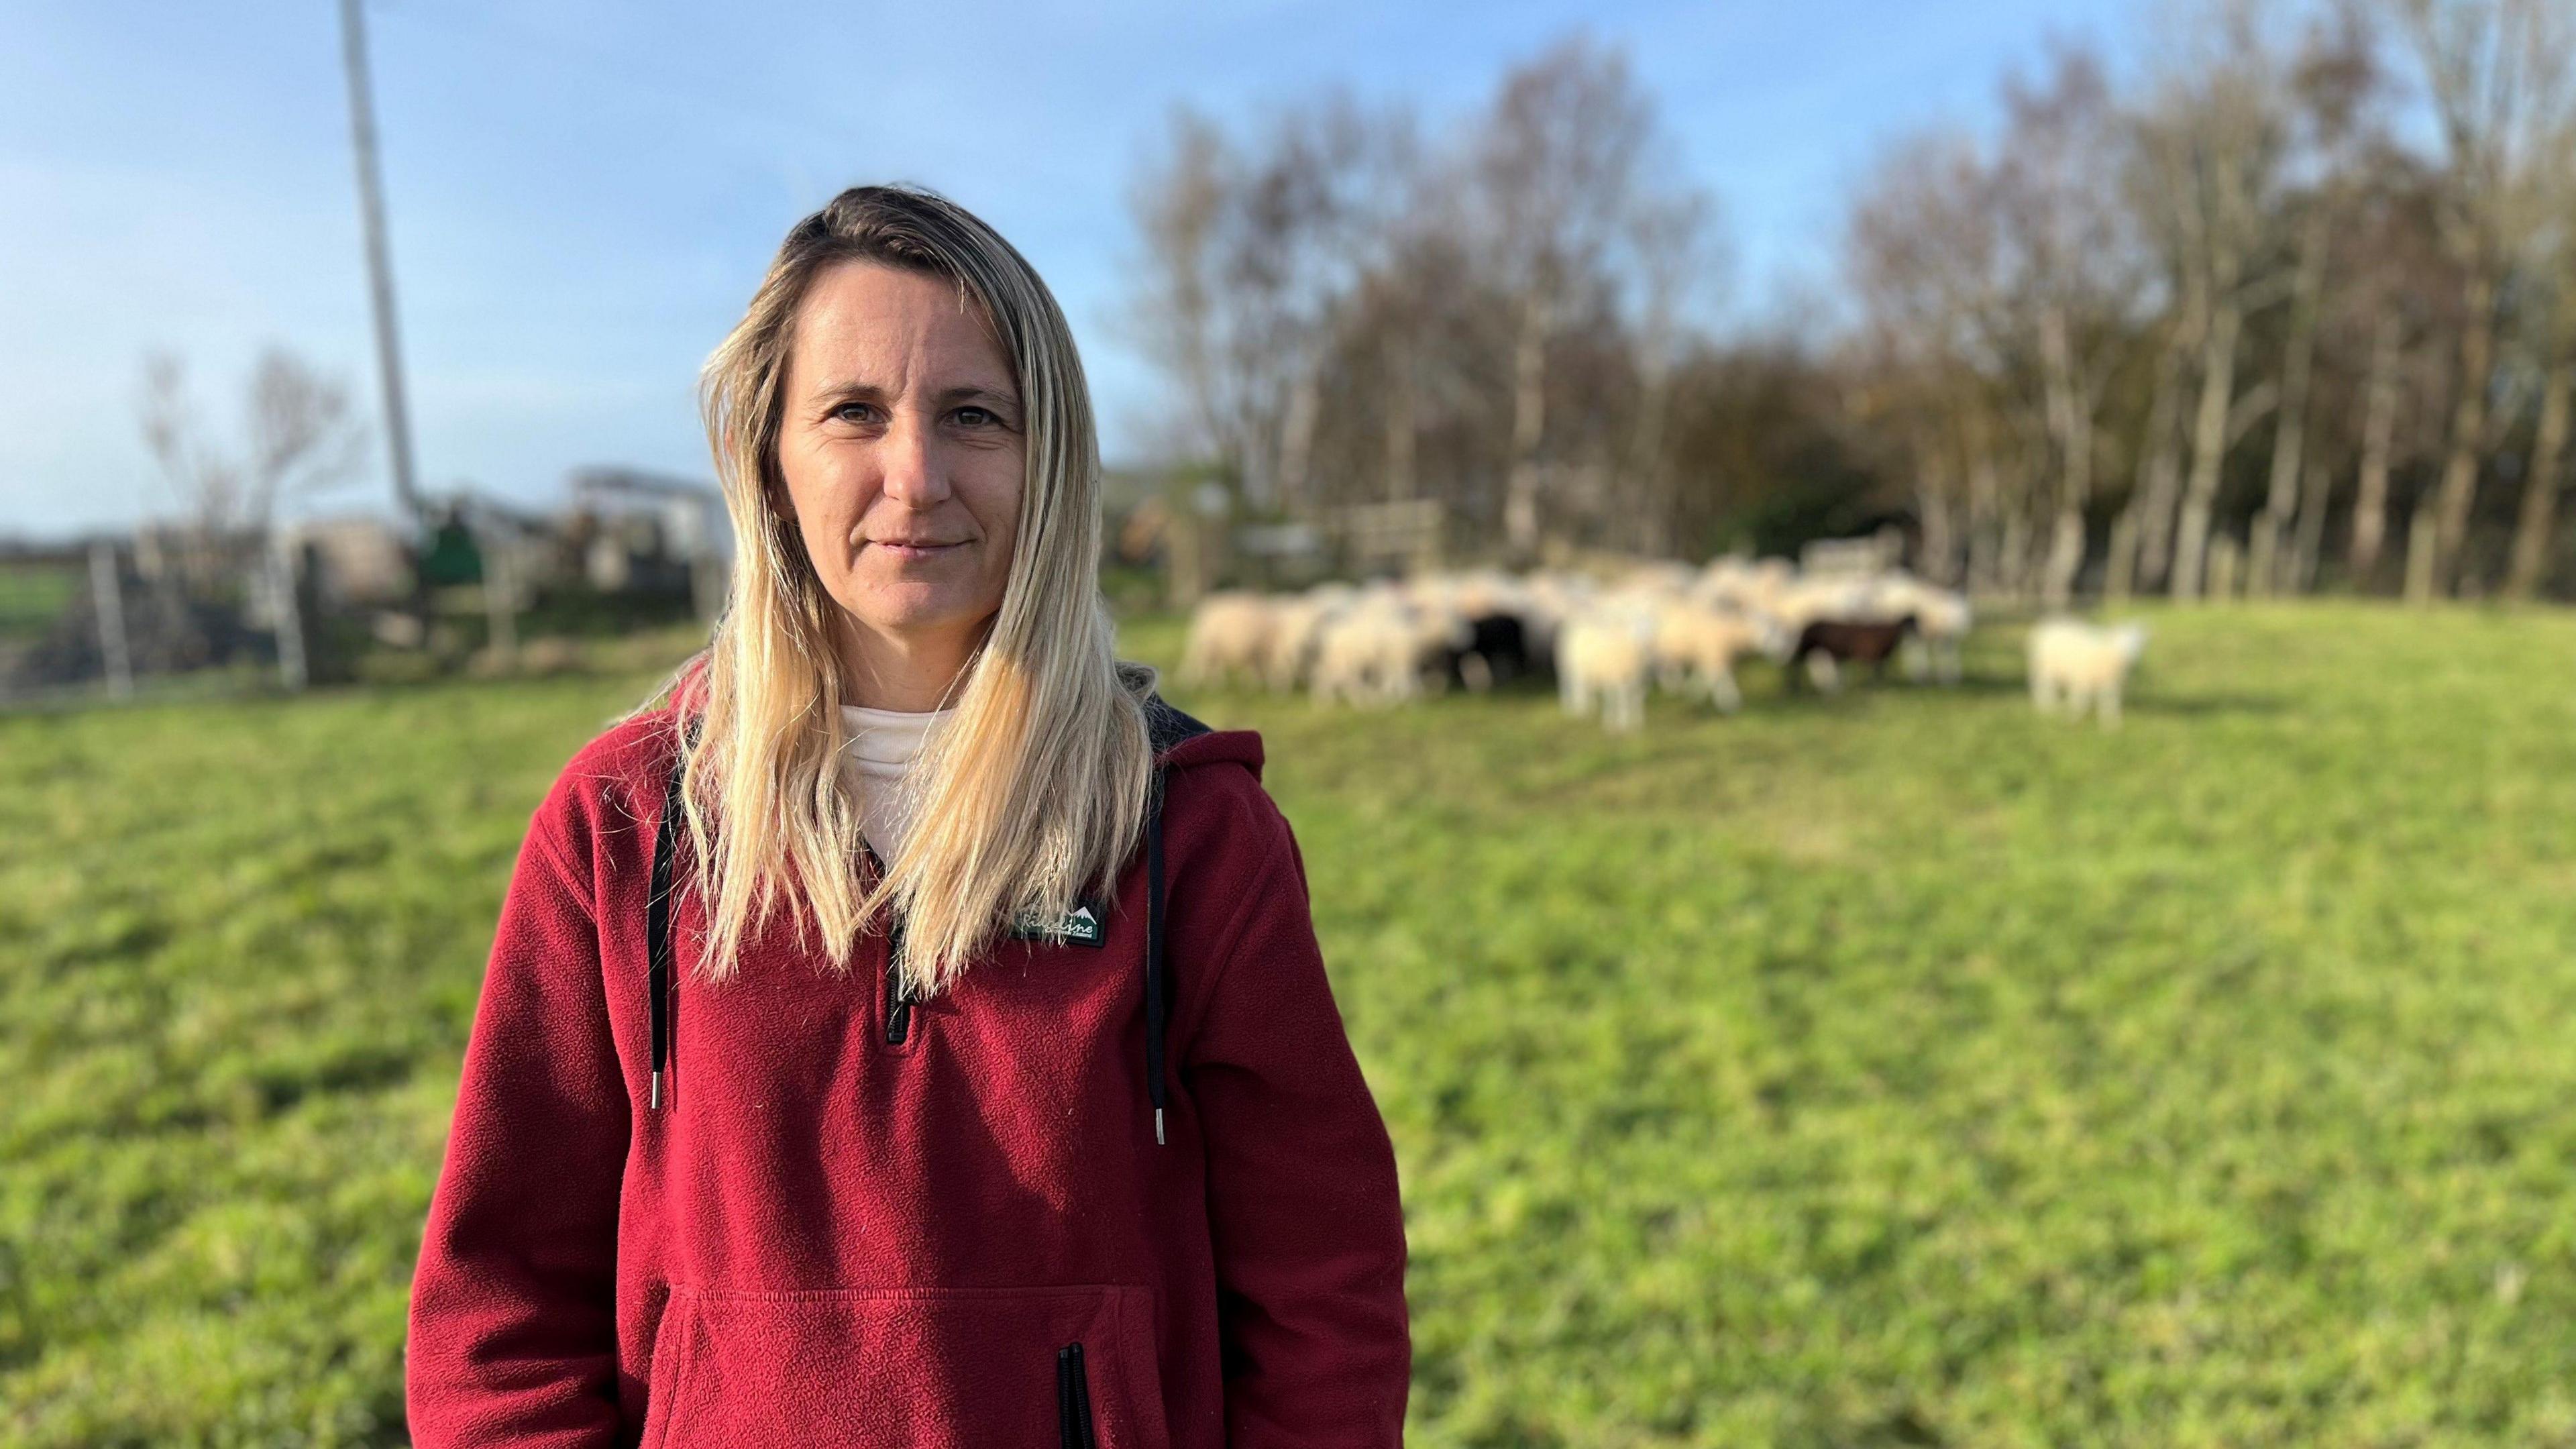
xmin=1258 ymin=586 xmax=1353 ymax=692
xmin=1309 ymin=600 xmax=1466 ymax=708
xmin=2028 ymin=618 xmax=2149 ymax=727
xmin=1695 ymin=555 xmax=1797 ymax=617
xmin=1179 ymin=592 xmax=1275 ymax=687
xmin=1650 ymin=602 xmax=1781 ymax=713
xmin=1557 ymin=606 xmax=1658 ymax=733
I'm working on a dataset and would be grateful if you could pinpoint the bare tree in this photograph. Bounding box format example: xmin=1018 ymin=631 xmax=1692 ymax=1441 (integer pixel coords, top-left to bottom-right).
xmin=134 ymin=347 xmax=366 ymax=567
xmin=2504 ymin=349 xmax=2574 ymax=593
xmin=1469 ymin=36 xmax=1664 ymax=561
xmin=138 ymin=353 xmax=244 ymax=553
xmin=1124 ymin=109 xmax=1248 ymax=482
xmin=1125 ymin=96 xmax=1417 ymax=521
xmin=1996 ymin=46 xmax=2144 ymax=604
xmin=2504 ymin=76 xmax=2576 ymax=595
xmin=2252 ymin=9 xmax=2385 ymax=593
xmin=2387 ymin=0 xmax=2576 ymax=596
xmin=245 ymin=348 xmax=366 ymax=529
xmin=2127 ymin=1 xmax=2301 ymax=600
xmin=1849 ymin=131 xmax=2012 ymax=590
xmin=1617 ymin=190 xmax=1724 ymax=555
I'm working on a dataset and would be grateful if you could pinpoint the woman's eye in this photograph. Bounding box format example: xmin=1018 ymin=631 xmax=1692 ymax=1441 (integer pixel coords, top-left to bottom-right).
xmin=832 ymin=402 xmax=879 ymax=425
xmin=954 ymin=407 xmax=995 ymax=427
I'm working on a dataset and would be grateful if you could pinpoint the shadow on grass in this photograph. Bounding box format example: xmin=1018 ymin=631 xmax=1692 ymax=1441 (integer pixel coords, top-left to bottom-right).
xmin=2118 ymin=692 xmax=2290 ymax=717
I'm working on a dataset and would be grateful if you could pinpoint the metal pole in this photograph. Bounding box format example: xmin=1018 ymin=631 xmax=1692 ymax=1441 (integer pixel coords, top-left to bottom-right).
xmin=339 ymin=0 xmax=424 ymax=523
xmin=89 ymin=540 xmax=133 ymax=700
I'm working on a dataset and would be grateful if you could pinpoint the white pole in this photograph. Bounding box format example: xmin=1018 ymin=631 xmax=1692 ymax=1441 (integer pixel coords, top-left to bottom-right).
xmin=90 ymin=540 xmax=133 ymax=700
xmin=270 ymin=533 xmax=309 ymax=691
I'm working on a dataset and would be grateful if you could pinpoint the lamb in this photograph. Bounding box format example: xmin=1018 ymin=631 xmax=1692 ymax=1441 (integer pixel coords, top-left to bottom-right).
xmin=1766 ymin=574 xmax=1878 ymax=635
xmin=1309 ymin=600 xmax=1467 ymax=707
xmin=1788 ymin=614 xmax=1918 ymax=693
xmin=1696 ymin=555 xmax=1796 ymax=616
xmin=1436 ymin=612 xmax=1540 ymax=693
xmin=1650 ymin=602 xmax=1780 ymax=712
xmin=1258 ymin=587 xmax=1352 ymax=691
xmin=2028 ymin=618 xmax=2149 ymax=727
xmin=1860 ymin=572 xmax=1973 ymax=684
xmin=1556 ymin=606 xmax=1658 ymax=733
xmin=1179 ymin=592 xmax=1274 ymax=687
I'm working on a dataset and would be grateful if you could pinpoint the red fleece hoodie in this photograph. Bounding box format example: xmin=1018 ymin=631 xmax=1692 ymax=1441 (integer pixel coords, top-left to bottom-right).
xmin=404 ymin=692 xmax=1410 ymax=1446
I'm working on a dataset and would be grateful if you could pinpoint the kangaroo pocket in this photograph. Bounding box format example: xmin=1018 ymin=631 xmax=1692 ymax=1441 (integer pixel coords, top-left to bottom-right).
xmin=637 ymin=1283 xmax=1169 ymax=1449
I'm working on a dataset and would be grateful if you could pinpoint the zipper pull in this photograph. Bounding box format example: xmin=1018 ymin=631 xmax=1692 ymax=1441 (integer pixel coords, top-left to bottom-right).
xmin=864 ymin=838 xmax=914 ymax=1046
xmin=883 ymin=910 xmax=912 ymax=1045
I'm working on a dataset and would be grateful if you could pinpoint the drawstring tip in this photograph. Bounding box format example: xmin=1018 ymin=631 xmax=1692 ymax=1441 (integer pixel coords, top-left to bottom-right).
xmin=649 ymin=1071 xmax=661 ymax=1110
xmin=1154 ymin=1108 xmax=1165 ymax=1146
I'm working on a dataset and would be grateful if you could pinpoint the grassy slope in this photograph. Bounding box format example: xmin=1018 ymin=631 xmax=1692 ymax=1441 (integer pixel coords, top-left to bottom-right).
xmin=4 ymin=603 xmax=2575 ymax=1446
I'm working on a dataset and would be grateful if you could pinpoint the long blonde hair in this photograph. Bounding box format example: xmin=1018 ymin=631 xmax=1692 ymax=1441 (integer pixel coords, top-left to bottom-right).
xmin=645 ymin=183 xmax=1155 ymax=994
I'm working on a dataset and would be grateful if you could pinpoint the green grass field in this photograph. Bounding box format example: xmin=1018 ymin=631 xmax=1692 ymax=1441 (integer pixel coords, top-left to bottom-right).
xmin=6 ymin=603 xmax=2576 ymax=1446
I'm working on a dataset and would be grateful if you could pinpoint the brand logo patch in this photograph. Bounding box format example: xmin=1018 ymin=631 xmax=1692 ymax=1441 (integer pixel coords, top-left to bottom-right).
xmin=1007 ymin=900 xmax=1108 ymax=947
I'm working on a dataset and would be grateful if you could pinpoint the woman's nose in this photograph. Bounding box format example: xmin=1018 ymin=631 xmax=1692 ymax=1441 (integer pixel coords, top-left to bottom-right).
xmin=879 ymin=411 xmax=951 ymax=506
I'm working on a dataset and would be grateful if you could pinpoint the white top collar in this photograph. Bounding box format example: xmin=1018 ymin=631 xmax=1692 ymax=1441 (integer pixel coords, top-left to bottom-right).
xmin=837 ymin=704 xmax=957 ymax=858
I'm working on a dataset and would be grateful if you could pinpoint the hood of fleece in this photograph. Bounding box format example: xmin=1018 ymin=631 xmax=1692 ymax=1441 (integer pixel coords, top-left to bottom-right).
xmin=1155 ymin=720 xmax=1263 ymax=780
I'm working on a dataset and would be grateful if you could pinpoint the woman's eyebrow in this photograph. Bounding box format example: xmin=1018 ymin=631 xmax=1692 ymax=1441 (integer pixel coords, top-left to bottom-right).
xmin=934 ymin=383 xmax=1018 ymax=407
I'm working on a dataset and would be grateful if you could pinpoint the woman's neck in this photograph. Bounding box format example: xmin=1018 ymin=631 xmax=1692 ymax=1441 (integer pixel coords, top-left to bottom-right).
xmin=835 ymin=615 xmax=987 ymax=712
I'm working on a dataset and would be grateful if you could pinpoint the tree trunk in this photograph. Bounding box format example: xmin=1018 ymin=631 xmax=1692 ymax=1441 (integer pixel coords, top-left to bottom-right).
xmin=2133 ymin=337 xmax=2190 ymax=592
xmin=2105 ymin=506 xmax=2140 ymax=601
xmin=2251 ymin=212 xmax=2326 ymax=596
xmin=1277 ymin=365 xmax=1321 ymax=519
xmin=1629 ymin=355 xmax=1674 ymax=557
xmin=2430 ymin=269 xmax=2497 ymax=595
xmin=2039 ymin=305 xmax=2090 ymax=607
xmin=1964 ymin=409 xmax=2001 ymax=596
xmin=2347 ymin=313 xmax=2401 ymax=588
xmin=2207 ymin=533 xmax=2242 ymax=601
xmin=2404 ymin=496 xmax=2439 ymax=604
xmin=2504 ymin=358 xmax=2573 ymax=600
xmin=1915 ymin=441 xmax=1960 ymax=588
xmin=1502 ymin=292 xmax=1550 ymax=560
xmin=2292 ymin=455 xmax=2332 ymax=592
xmin=1998 ymin=479 xmax=2033 ymax=602
xmin=1383 ymin=332 xmax=1416 ymax=504
xmin=2171 ymin=300 xmax=2244 ymax=600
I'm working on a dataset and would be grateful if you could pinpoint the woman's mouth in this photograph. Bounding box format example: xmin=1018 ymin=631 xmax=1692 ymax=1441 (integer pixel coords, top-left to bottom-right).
xmin=869 ymin=539 xmax=965 ymax=560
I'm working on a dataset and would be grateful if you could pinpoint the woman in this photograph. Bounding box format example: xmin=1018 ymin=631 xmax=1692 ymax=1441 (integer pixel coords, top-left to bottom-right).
xmin=405 ymin=184 xmax=1410 ymax=1447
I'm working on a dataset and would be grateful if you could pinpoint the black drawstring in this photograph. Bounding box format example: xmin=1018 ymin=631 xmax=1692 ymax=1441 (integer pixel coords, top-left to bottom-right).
xmin=645 ymin=724 xmax=690 ymax=1112
xmin=1144 ymin=763 xmax=1170 ymax=1145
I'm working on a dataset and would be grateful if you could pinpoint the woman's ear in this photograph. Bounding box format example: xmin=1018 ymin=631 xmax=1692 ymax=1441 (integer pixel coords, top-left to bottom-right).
xmin=763 ymin=461 xmax=795 ymax=522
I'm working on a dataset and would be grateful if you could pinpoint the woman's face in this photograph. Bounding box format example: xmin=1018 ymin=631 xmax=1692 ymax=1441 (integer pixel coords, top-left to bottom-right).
xmin=774 ymin=260 xmax=1024 ymax=664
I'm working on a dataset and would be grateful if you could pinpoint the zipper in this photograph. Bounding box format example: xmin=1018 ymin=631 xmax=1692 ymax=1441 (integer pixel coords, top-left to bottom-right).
xmin=1055 ymin=1342 xmax=1097 ymax=1449
xmin=883 ymin=909 xmax=911 ymax=1045
xmin=863 ymin=839 xmax=913 ymax=1046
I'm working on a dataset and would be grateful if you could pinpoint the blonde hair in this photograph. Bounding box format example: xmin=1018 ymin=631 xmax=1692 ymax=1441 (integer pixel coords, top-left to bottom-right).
xmin=645 ymin=183 xmax=1155 ymax=995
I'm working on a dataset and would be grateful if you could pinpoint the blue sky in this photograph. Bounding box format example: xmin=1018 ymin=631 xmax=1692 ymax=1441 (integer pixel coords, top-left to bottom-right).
xmin=1 ymin=0 xmax=2136 ymax=539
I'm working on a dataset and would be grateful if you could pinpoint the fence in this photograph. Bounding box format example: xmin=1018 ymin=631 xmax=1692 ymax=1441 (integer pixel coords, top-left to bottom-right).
xmin=0 ymin=515 xmax=724 ymax=710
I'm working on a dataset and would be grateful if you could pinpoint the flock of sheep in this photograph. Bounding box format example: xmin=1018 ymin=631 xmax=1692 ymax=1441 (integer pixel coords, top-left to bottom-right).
xmin=1181 ymin=555 xmax=2155 ymax=731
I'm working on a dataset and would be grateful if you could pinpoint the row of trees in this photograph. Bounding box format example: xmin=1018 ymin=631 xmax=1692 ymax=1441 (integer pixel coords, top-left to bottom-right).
xmin=1124 ymin=36 xmax=1729 ymax=566
xmin=1126 ymin=0 xmax=2576 ymax=602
